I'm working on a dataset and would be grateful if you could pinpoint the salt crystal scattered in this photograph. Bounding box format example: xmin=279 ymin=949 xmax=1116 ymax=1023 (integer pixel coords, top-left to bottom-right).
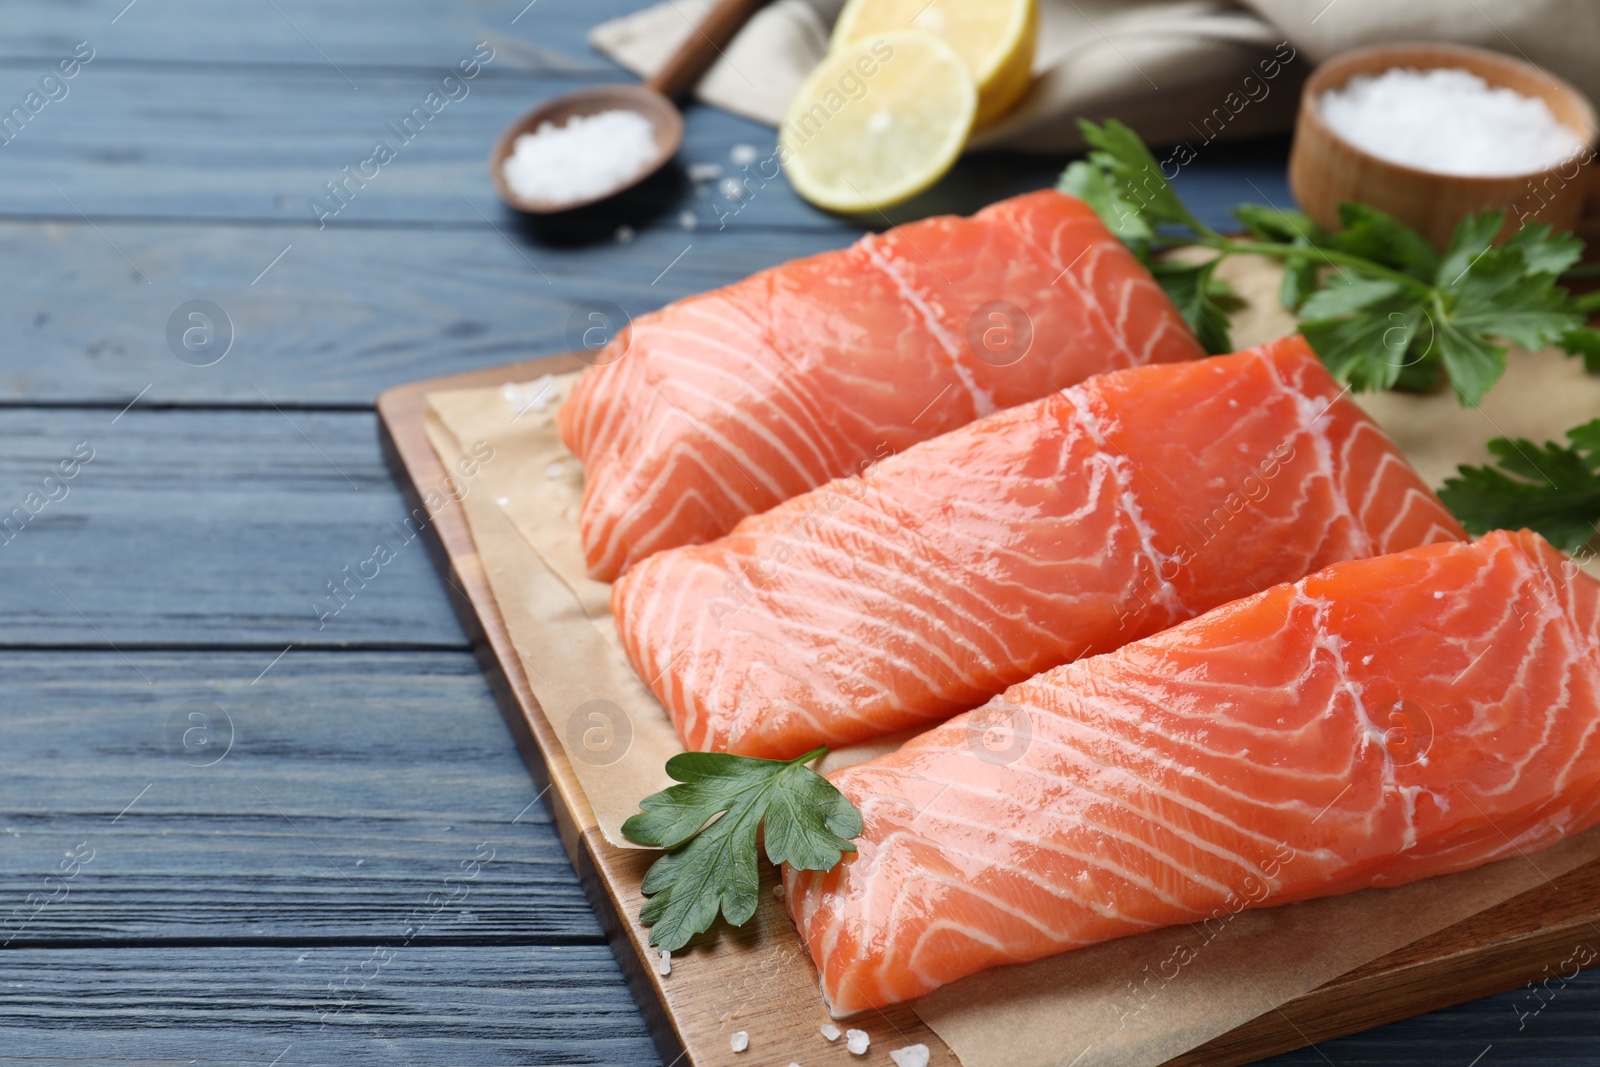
xmin=890 ymin=1044 xmax=931 ymax=1067
xmin=656 ymin=948 xmax=671 ymax=976
xmin=501 ymin=109 xmax=659 ymax=205
xmin=501 ymin=375 xmax=555 ymax=413
xmin=820 ymin=1023 xmax=841 ymax=1041
xmin=544 ymin=461 xmax=565 ymax=480
xmin=1319 ymin=67 xmax=1581 ymax=177
xmin=495 ymin=496 xmax=510 ymax=507
xmin=679 ymin=209 xmax=699 ymax=231
xmin=688 ymin=161 xmax=725 ymax=182
xmin=730 ymin=143 xmax=760 ymax=166
xmin=615 ymin=224 xmax=636 ymax=244
xmin=1433 ymin=590 xmax=1445 ymax=599
xmin=772 ymin=883 xmax=784 ymax=899
xmin=720 ymin=176 xmax=746 ymax=201
xmin=846 ymin=1029 xmax=870 ymax=1055
xmin=730 ymin=1030 xmax=749 ymax=1053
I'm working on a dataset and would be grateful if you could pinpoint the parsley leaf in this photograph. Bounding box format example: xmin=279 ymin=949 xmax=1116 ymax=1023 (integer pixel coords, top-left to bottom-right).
xmin=1301 ymin=295 xmax=1423 ymax=393
xmin=1064 ymin=118 xmax=1202 ymax=237
xmin=1327 ymin=201 xmax=1440 ymax=280
xmin=1148 ymin=258 xmax=1234 ymax=354
xmin=1059 ymin=120 xmax=1600 ymax=407
xmin=623 ymin=746 xmax=862 ymax=951
xmin=1439 ymin=419 xmax=1600 ymax=551
xmin=1506 ymin=222 xmax=1585 ymax=277
xmin=1561 ymin=325 xmax=1600 ymax=373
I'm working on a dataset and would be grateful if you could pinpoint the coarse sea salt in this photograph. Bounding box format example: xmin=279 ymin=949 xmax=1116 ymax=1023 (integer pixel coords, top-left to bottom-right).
xmin=846 ymin=1029 xmax=870 ymax=1055
xmin=655 ymin=948 xmax=670 ymax=976
xmin=890 ymin=1045 xmax=931 ymax=1067
xmin=1319 ymin=67 xmax=1582 ymax=177
xmin=730 ymin=1030 xmax=749 ymax=1053
xmin=820 ymin=1023 xmax=841 ymax=1041
xmin=501 ymin=108 xmax=658 ymax=205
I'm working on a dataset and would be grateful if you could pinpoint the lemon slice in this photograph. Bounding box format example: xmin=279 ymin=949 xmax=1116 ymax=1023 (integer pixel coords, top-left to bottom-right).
xmin=780 ymin=30 xmax=976 ymax=213
xmin=832 ymin=0 xmax=1037 ymax=128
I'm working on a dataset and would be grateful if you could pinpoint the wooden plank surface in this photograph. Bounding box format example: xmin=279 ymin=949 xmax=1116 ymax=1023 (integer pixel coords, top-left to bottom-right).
xmin=0 ymin=0 xmax=645 ymax=70
xmin=0 ymin=651 xmax=600 ymax=945
xmin=0 ymin=63 xmax=1286 ymax=232
xmin=0 ymin=945 xmax=662 ymax=1065
xmin=0 ymin=223 xmax=852 ymax=405
xmin=0 ymin=408 xmax=464 ymax=647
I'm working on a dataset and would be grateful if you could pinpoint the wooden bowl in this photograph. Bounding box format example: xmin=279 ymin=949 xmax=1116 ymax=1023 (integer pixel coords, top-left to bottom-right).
xmin=489 ymin=84 xmax=684 ymax=215
xmin=1288 ymin=42 xmax=1598 ymax=249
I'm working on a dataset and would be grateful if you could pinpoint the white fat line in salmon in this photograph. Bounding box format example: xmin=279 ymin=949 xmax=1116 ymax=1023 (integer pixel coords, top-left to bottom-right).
xmin=705 ymin=440 xmax=897 ymax=627
xmin=1116 ymin=440 xmax=1297 ymax=630
xmin=1107 ymin=838 xmax=1298 ymax=1031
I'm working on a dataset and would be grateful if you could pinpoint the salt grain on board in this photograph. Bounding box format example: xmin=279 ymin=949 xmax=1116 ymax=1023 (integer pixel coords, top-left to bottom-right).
xmin=688 ymin=161 xmax=725 ymax=182
xmin=1319 ymin=67 xmax=1581 ymax=176
xmin=655 ymin=948 xmax=670 ymax=976
xmin=501 ymin=109 xmax=659 ymax=205
xmin=730 ymin=143 xmax=760 ymax=166
xmin=820 ymin=1023 xmax=841 ymax=1041
xmin=730 ymin=1030 xmax=749 ymax=1053
xmin=846 ymin=1029 xmax=870 ymax=1055
xmin=890 ymin=1044 xmax=931 ymax=1067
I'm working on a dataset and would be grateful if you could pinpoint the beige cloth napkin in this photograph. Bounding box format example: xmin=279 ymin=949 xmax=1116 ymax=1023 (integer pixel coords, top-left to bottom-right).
xmin=590 ymin=0 xmax=1600 ymax=152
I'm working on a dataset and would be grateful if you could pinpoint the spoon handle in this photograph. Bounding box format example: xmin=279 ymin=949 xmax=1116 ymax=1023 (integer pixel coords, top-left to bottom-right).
xmin=646 ymin=0 xmax=772 ymax=100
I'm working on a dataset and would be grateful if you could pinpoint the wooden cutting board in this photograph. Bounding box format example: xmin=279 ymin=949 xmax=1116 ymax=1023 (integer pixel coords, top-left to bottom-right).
xmin=378 ymin=355 xmax=1600 ymax=1067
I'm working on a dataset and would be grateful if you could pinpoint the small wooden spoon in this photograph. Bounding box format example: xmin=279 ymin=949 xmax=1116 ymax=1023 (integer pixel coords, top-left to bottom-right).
xmin=491 ymin=0 xmax=771 ymax=214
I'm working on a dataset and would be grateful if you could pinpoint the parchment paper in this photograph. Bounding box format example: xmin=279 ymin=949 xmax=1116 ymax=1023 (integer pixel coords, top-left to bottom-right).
xmin=424 ymin=377 xmax=911 ymax=846
xmin=422 ymin=254 xmax=1600 ymax=1064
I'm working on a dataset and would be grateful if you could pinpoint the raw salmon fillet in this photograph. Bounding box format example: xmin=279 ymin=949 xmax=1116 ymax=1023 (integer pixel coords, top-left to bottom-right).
xmin=613 ymin=335 xmax=1465 ymax=759
xmin=560 ymin=190 xmax=1204 ymax=580
xmin=785 ymin=530 xmax=1600 ymax=1015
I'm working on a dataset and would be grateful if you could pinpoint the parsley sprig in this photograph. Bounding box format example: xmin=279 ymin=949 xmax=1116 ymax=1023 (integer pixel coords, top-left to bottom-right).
xmin=623 ymin=746 xmax=862 ymax=951
xmin=1439 ymin=418 xmax=1600 ymax=551
xmin=1060 ymin=119 xmax=1600 ymax=406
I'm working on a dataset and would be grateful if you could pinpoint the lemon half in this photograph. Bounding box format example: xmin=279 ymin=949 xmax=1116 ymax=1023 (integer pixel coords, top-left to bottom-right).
xmin=779 ymin=30 xmax=976 ymax=214
xmin=832 ymin=0 xmax=1037 ymax=129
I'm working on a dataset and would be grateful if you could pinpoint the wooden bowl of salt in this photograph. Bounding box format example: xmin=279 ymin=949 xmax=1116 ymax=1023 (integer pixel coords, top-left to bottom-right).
xmin=1289 ymin=42 xmax=1598 ymax=249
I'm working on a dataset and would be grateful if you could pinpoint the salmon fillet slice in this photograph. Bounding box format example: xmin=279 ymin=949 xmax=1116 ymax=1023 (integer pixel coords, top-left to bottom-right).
xmin=784 ymin=530 xmax=1600 ymax=1015
xmin=613 ymin=335 xmax=1466 ymax=758
xmin=559 ymin=189 xmax=1204 ymax=580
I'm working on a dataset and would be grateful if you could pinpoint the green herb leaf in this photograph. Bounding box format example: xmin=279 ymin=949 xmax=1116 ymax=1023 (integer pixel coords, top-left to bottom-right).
xmin=1302 ymin=297 xmax=1425 ymax=393
xmin=1059 ymin=158 xmax=1153 ymax=246
xmin=1055 ymin=120 xmax=1597 ymax=404
xmin=1435 ymin=210 xmax=1505 ymax=288
xmin=1432 ymin=314 xmax=1508 ymax=406
xmin=1505 ymin=221 xmax=1585 ymax=277
xmin=623 ymin=747 xmax=861 ymax=951
xmin=1296 ymin=275 xmax=1401 ymax=320
xmin=1067 ymin=119 xmax=1204 ymax=238
xmin=1560 ymin=324 xmax=1600 ymax=373
xmin=1327 ymin=202 xmax=1439 ymax=280
xmin=1148 ymin=258 xmax=1233 ymax=354
xmin=1231 ymin=204 xmax=1324 ymax=245
xmin=1439 ymin=418 xmax=1600 ymax=551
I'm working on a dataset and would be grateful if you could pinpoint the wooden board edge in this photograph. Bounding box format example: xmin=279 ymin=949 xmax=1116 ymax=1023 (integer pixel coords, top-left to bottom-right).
xmin=1180 ymin=876 xmax=1600 ymax=1066
xmin=376 ymin=358 xmax=1600 ymax=1067
xmin=375 ymin=358 xmax=596 ymax=859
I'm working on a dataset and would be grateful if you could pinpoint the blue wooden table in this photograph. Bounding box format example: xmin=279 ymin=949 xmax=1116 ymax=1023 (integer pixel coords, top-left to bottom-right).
xmin=0 ymin=2 xmax=1594 ymax=1063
